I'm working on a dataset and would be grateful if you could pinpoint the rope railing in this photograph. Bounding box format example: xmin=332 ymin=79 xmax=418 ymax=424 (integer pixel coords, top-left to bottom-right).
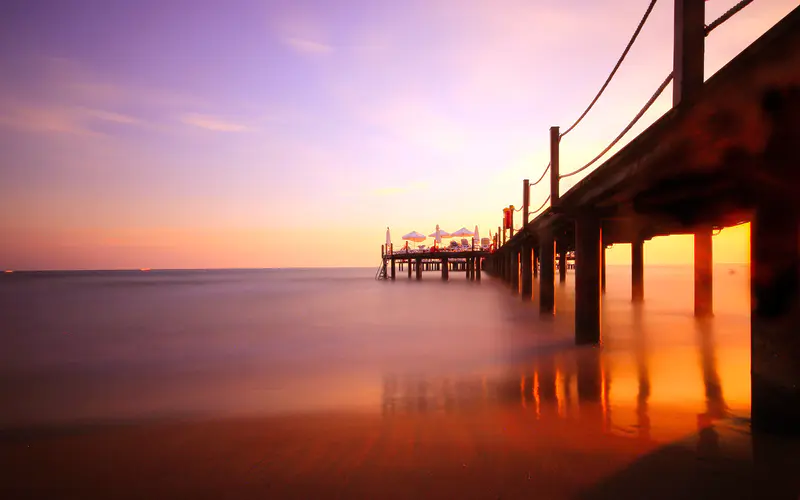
xmin=705 ymin=0 xmax=755 ymax=35
xmin=529 ymin=195 xmax=552 ymax=216
xmin=560 ymin=72 xmax=673 ymax=179
xmin=530 ymin=163 xmax=551 ymax=187
xmin=560 ymin=0 xmax=659 ymax=138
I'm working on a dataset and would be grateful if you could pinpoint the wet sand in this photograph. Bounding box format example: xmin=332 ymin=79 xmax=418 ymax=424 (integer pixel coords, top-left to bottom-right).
xmin=2 ymin=406 xmax=798 ymax=499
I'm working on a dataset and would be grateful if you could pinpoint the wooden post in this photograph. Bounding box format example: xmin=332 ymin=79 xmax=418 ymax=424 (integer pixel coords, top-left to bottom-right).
xmin=694 ymin=227 xmax=713 ymax=317
xmin=476 ymin=257 xmax=481 ymax=281
xmin=523 ymin=179 xmax=530 ymax=225
xmin=558 ymin=241 xmax=567 ymax=283
xmin=539 ymin=228 xmax=555 ymax=315
xmin=498 ymin=226 xmax=502 ymax=247
xmin=521 ymin=242 xmax=532 ymax=298
xmin=415 ymin=258 xmax=422 ymax=280
xmin=442 ymin=257 xmax=449 ymax=280
xmin=511 ymin=250 xmax=519 ymax=290
xmin=673 ymin=0 xmax=705 ymax=107
xmin=509 ymin=206 xmax=515 ymax=238
xmin=632 ymin=239 xmax=644 ymax=302
xmin=391 ymin=257 xmax=396 ymax=280
xmin=408 ymin=257 xmax=412 ymax=279
xmin=751 ymin=204 xmax=800 ymax=433
xmin=550 ymin=126 xmax=560 ymax=207
xmin=601 ymin=244 xmax=607 ymax=294
xmin=575 ymin=215 xmax=602 ymax=345
xmin=533 ymin=248 xmax=539 ymax=278
xmin=381 ymin=245 xmax=386 ymax=278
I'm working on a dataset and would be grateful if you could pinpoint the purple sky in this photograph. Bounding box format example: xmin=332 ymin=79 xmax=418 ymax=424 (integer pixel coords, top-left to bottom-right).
xmin=0 ymin=0 xmax=795 ymax=269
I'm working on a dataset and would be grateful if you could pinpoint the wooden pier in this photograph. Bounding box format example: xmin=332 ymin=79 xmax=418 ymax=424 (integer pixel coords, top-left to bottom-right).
xmin=380 ymin=247 xmax=491 ymax=281
xmin=383 ymin=3 xmax=800 ymax=433
xmin=482 ymin=3 xmax=800 ymax=434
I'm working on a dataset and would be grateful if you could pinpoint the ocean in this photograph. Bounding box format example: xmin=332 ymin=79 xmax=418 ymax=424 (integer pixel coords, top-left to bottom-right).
xmin=0 ymin=265 xmax=750 ymax=426
xmin=1 ymin=265 xmax=798 ymax=498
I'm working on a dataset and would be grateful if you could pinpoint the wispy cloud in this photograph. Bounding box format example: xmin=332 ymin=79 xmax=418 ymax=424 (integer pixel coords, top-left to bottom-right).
xmin=0 ymin=103 xmax=141 ymax=135
xmin=181 ymin=113 xmax=250 ymax=132
xmin=283 ymin=37 xmax=333 ymax=55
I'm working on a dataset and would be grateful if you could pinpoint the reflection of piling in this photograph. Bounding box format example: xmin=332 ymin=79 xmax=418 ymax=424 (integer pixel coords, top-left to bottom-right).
xmin=633 ymin=304 xmax=651 ymax=439
xmin=696 ymin=318 xmax=726 ymax=419
xmin=577 ymin=347 xmax=605 ymax=430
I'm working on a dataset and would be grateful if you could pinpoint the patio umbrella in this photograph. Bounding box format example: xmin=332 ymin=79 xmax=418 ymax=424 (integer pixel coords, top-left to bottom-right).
xmin=385 ymin=227 xmax=391 ymax=247
xmin=402 ymin=231 xmax=426 ymax=242
xmin=450 ymin=227 xmax=474 ymax=238
xmin=474 ymin=225 xmax=480 ymax=242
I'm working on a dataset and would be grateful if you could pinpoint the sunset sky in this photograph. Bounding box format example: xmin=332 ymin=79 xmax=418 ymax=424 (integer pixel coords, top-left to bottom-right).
xmin=0 ymin=0 xmax=795 ymax=270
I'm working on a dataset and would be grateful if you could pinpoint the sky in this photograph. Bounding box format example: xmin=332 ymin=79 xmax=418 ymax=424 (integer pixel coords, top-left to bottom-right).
xmin=0 ymin=0 xmax=796 ymax=270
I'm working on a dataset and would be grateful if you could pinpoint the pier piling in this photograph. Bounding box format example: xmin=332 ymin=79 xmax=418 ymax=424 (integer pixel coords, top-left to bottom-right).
xmin=575 ymin=216 xmax=602 ymax=344
xmin=539 ymin=229 xmax=555 ymax=315
xmin=521 ymin=243 xmax=532 ymax=298
xmin=694 ymin=227 xmax=713 ymax=317
xmin=632 ymin=239 xmax=644 ymax=302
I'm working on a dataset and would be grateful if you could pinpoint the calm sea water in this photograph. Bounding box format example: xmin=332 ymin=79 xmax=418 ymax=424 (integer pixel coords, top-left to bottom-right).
xmin=0 ymin=264 xmax=751 ymax=437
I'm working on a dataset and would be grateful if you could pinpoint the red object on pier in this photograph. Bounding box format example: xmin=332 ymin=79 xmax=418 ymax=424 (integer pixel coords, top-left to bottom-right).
xmin=503 ymin=208 xmax=511 ymax=229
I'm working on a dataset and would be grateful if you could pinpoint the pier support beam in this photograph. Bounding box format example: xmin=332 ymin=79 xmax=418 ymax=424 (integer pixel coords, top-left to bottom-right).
xmin=694 ymin=227 xmax=713 ymax=317
xmin=521 ymin=243 xmax=532 ymax=298
xmin=415 ymin=258 xmax=422 ymax=280
xmin=511 ymin=250 xmax=519 ymax=291
xmin=408 ymin=258 xmax=412 ymax=279
xmin=558 ymin=243 xmax=567 ymax=283
xmin=442 ymin=257 xmax=449 ymax=280
xmin=575 ymin=215 xmax=602 ymax=345
xmin=601 ymin=245 xmax=607 ymax=294
xmin=533 ymin=249 xmax=539 ymax=279
xmin=751 ymin=205 xmax=800 ymax=433
xmin=476 ymin=258 xmax=481 ymax=281
xmin=505 ymin=252 xmax=512 ymax=283
xmin=632 ymin=239 xmax=644 ymax=302
xmin=391 ymin=258 xmax=396 ymax=280
xmin=539 ymin=229 xmax=555 ymax=315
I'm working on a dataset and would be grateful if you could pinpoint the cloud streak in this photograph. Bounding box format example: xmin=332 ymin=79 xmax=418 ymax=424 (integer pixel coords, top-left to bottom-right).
xmin=180 ymin=114 xmax=250 ymax=132
xmin=283 ymin=37 xmax=333 ymax=54
xmin=0 ymin=103 xmax=142 ymax=135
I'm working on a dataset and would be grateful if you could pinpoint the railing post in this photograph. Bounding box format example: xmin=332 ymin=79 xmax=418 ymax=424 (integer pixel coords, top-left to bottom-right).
xmin=550 ymin=126 xmax=560 ymax=207
xmin=523 ymin=179 xmax=530 ymax=225
xmin=673 ymin=0 xmax=705 ymax=107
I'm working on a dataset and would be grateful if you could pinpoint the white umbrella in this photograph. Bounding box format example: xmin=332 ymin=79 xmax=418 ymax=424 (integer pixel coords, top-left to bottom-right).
xmin=474 ymin=225 xmax=480 ymax=242
xmin=451 ymin=227 xmax=474 ymax=237
xmin=385 ymin=227 xmax=391 ymax=247
xmin=402 ymin=231 xmax=426 ymax=242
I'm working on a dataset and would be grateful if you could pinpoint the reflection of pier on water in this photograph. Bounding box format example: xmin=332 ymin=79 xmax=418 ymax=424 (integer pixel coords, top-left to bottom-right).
xmin=381 ymin=348 xmax=612 ymax=425
xmin=380 ymin=307 xmax=732 ymax=449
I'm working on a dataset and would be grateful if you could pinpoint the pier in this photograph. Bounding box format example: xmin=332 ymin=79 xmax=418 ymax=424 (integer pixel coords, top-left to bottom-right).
xmin=384 ymin=2 xmax=800 ymax=434
xmin=379 ymin=246 xmax=491 ymax=281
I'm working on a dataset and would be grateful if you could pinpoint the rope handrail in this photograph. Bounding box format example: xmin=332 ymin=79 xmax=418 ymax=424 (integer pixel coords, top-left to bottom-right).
xmin=530 ymin=163 xmax=551 ymax=187
xmin=560 ymin=72 xmax=673 ymax=179
xmin=530 ymin=195 xmax=552 ymax=216
xmin=705 ymin=0 xmax=755 ymax=35
xmin=560 ymin=0 xmax=659 ymax=138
